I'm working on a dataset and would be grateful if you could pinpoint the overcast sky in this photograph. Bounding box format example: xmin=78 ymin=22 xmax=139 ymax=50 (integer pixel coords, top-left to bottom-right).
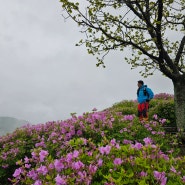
xmin=0 ymin=0 xmax=173 ymax=124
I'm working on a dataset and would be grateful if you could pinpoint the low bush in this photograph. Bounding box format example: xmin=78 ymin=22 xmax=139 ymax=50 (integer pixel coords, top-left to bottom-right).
xmin=149 ymin=93 xmax=175 ymax=126
xmin=110 ymin=93 xmax=175 ymax=126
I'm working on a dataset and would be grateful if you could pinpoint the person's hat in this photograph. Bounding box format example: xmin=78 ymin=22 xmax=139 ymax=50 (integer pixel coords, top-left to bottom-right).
xmin=138 ymin=80 xmax=144 ymax=85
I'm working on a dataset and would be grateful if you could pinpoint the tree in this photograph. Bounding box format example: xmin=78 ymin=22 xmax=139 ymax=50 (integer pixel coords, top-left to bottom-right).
xmin=60 ymin=0 xmax=185 ymax=130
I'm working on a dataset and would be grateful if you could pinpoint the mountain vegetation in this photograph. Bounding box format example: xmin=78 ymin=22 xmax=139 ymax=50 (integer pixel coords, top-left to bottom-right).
xmin=1 ymin=93 xmax=185 ymax=185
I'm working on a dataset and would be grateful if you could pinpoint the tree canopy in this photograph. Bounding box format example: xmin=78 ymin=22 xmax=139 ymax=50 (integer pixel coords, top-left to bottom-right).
xmin=60 ymin=0 xmax=185 ymax=130
xmin=60 ymin=0 xmax=185 ymax=79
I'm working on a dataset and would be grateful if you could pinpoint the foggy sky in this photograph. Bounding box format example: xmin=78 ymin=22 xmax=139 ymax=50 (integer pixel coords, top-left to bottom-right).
xmin=0 ymin=0 xmax=173 ymax=124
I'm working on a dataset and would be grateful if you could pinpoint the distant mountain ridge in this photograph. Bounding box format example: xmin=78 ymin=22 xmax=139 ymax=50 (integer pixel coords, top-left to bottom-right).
xmin=0 ymin=117 xmax=28 ymax=136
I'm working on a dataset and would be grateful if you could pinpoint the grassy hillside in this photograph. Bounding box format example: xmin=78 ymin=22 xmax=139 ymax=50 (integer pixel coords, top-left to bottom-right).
xmin=1 ymin=93 xmax=184 ymax=185
xmin=108 ymin=93 xmax=175 ymax=126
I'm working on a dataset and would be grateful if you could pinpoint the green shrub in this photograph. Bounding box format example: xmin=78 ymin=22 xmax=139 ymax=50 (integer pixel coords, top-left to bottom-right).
xmin=149 ymin=99 xmax=175 ymax=126
xmin=108 ymin=100 xmax=137 ymax=115
xmin=110 ymin=94 xmax=175 ymax=127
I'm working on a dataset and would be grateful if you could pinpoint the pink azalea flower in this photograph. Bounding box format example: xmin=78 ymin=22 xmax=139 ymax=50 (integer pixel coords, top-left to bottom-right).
xmin=92 ymin=113 xmax=100 ymax=119
xmin=170 ymin=166 xmax=177 ymax=173
xmin=115 ymin=143 xmax=120 ymax=149
xmin=35 ymin=141 xmax=46 ymax=148
xmin=158 ymin=131 xmax=165 ymax=136
xmin=33 ymin=180 xmax=42 ymax=185
xmin=52 ymin=140 xmax=57 ymax=144
xmin=66 ymin=153 xmax=73 ymax=163
xmin=143 ymin=137 xmax=152 ymax=145
xmin=39 ymin=150 xmax=48 ymax=162
xmin=113 ymin=158 xmax=123 ymax=165
xmin=54 ymin=159 xmax=65 ymax=172
xmin=24 ymin=156 xmax=29 ymax=163
xmin=123 ymin=139 xmax=132 ymax=144
xmin=78 ymin=171 xmax=87 ymax=179
xmin=77 ymin=130 xmax=82 ymax=136
xmin=13 ymin=167 xmax=22 ymax=178
xmin=27 ymin=169 xmax=38 ymax=180
xmin=99 ymin=145 xmax=111 ymax=155
xmin=55 ymin=174 xmax=67 ymax=185
xmin=1 ymin=153 xmax=7 ymax=160
xmin=99 ymin=147 xmax=104 ymax=155
xmin=161 ymin=177 xmax=167 ymax=185
xmin=48 ymin=163 xmax=55 ymax=169
xmin=81 ymin=138 xmax=87 ymax=145
xmin=153 ymin=171 xmax=167 ymax=185
xmin=110 ymin=139 xmax=116 ymax=146
xmin=153 ymin=114 xmax=158 ymax=120
xmin=36 ymin=165 xmax=48 ymax=175
xmin=25 ymin=164 xmax=31 ymax=169
xmin=158 ymin=151 xmax=169 ymax=160
xmin=123 ymin=115 xmax=134 ymax=121
xmin=140 ymin=171 xmax=147 ymax=177
xmin=72 ymin=161 xmax=84 ymax=170
xmin=89 ymin=164 xmax=98 ymax=174
xmin=88 ymin=151 xmax=93 ymax=156
xmin=31 ymin=151 xmax=37 ymax=159
xmin=73 ymin=150 xmax=79 ymax=158
xmin=181 ymin=176 xmax=185 ymax=182
xmin=159 ymin=119 xmax=167 ymax=124
xmin=101 ymin=131 xmax=105 ymax=137
xmin=132 ymin=142 xmax=143 ymax=150
xmin=153 ymin=171 xmax=161 ymax=180
xmin=2 ymin=164 xmax=9 ymax=168
xmin=97 ymin=159 xmax=103 ymax=167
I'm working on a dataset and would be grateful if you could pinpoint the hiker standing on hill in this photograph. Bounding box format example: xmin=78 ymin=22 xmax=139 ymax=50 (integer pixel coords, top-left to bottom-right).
xmin=137 ymin=80 xmax=154 ymax=121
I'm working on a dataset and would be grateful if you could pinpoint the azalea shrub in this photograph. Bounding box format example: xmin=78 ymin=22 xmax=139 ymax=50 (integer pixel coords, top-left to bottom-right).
xmin=110 ymin=100 xmax=137 ymax=115
xmin=110 ymin=93 xmax=175 ymax=126
xmin=0 ymin=93 xmax=182 ymax=185
xmin=149 ymin=99 xmax=175 ymax=126
xmin=10 ymin=137 xmax=185 ymax=185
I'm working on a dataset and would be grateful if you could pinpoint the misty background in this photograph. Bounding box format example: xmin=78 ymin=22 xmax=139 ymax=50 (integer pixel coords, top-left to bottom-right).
xmin=0 ymin=0 xmax=173 ymax=135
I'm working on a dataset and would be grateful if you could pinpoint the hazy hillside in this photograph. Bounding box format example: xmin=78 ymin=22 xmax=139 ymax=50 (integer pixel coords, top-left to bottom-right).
xmin=0 ymin=117 xmax=28 ymax=136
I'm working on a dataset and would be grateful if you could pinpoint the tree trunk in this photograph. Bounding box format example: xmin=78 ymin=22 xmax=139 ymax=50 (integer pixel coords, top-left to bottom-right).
xmin=173 ymin=78 xmax=185 ymax=131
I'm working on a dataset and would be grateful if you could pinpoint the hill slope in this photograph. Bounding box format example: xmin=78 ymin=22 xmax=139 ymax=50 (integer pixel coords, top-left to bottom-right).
xmin=1 ymin=93 xmax=182 ymax=185
xmin=0 ymin=117 xmax=28 ymax=136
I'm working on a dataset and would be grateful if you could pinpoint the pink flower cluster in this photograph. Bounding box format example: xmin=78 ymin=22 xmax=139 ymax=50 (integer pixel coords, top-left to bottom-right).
xmin=12 ymin=145 xmax=98 ymax=184
xmin=153 ymin=171 xmax=167 ymax=185
xmin=154 ymin=93 xmax=174 ymax=100
xmin=99 ymin=145 xmax=112 ymax=155
xmin=123 ymin=115 xmax=135 ymax=121
xmin=1 ymin=108 xmax=185 ymax=184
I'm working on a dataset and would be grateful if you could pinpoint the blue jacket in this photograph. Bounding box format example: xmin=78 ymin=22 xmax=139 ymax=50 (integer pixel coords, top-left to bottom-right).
xmin=137 ymin=85 xmax=154 ymax=104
